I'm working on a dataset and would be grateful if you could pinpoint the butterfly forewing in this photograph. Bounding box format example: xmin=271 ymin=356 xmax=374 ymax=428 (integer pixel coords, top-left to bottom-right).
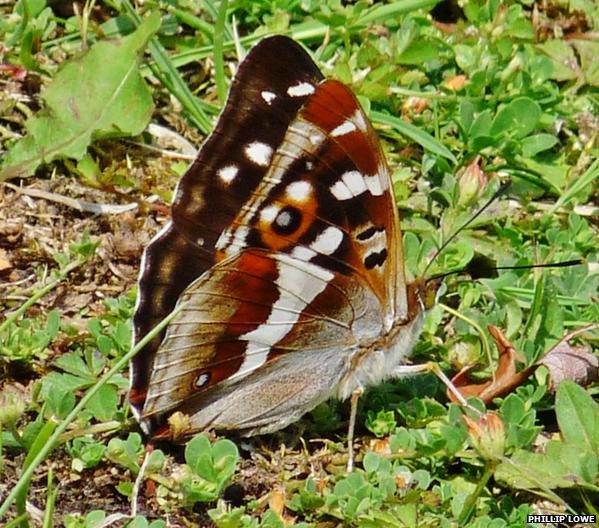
xmin=216 ymin=80 xmax=405 ymax=325
xmin=131 ymin=37 xmax=324 ymax=416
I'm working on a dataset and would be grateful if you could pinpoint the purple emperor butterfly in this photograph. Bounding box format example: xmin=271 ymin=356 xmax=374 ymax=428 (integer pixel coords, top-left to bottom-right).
xmin=130 ymin=36 xmax=437 ymax=440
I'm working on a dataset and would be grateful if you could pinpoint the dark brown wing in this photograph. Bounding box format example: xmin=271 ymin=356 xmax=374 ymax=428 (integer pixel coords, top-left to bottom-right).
xmin=131 ymin=37 xmax=324 ymax=415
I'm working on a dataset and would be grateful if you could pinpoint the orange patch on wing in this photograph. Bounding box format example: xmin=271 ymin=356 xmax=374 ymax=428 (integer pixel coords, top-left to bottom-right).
xmin=259 ymin=194 xmax=318 ymax=251
xmin=129 ymin=387 xmax=147 ymax=407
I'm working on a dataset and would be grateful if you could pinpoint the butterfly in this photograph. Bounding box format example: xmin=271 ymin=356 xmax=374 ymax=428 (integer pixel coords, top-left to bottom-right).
xmin=130 ymin=35 xmax=439 ymax=443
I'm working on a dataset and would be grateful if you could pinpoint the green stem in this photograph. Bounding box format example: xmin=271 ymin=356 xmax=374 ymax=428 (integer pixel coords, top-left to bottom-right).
xmin=168 ymin=6 xmax=215 ymax=38
xmin=213 ymin=0 xmax=229 ymax=104
xmin=458 ymin=463 xmax=494 ymax=523
xmin=357 ymin=0 xmax=441 ymax=24
xmin=42 ymin=468 xmax=57 ymax=528
xmin=438 ymin=303 xmax=493 ymax=370
xmin=0 ymin=258 xmax=84 ymax=336
xmin=0 ymin=302 xmax=186 ymax=519
xmin=5 ymin=514 xmax=29 ymax=528
xmin=389 ymin=86 xmax=453 ymax=99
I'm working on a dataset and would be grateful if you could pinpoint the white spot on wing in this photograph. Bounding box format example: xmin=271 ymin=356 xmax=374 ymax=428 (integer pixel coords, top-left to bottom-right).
xmin=226 ymin=225 xmax=250 ymax=255
xmin=291 ymin=246 xmax=317 ymax=261
xmin=311 ymin=226 xmax=344 ymax=255
xmin=286 ymin=180 xmax=312 ymax=202
xmin=330 ymin=180 xmax=353 ymax=201
xmin=260 ymin=205 xmax=280 ymax=223
xmin=331 ymin=120 xmax=357 ymax=137
xmin=195 ymin=373 xmax=210 ymax=387
xmin=330 ymin=170 xmax=371 ymax=201
xmin=218 ymin=165 xmax=238 ymax=185
xmin=235 ymin=256 xmax=333 ymax=377
xmin=353 ymin=109 xmax=368 ymax=131
xmin=309 ymin=131 xmax=325 ymax=146
xmin=215 ymin=230 xmax=231 ymax=250
xmin=364 ymin=174 xmax=384 ymax=196
xmin=342 ymin=170 xmax=367 ymax=196
xmin=261 ymin=91 xmax=276 ymax=105
xmin=287 ymin=82 xmax=315 ymax=97
xmin=245 ymin=141 xmax=273 ymax=166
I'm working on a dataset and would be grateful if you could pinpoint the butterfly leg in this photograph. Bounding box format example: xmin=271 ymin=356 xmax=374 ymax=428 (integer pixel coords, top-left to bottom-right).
xmin=347 ymin=385 xmax=364 ymax=472
xmin=393 ymin=362 xmax=473 ymax=408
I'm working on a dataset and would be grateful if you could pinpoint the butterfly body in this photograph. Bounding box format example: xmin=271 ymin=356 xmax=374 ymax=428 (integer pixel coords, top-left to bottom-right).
xmin=131 ymin=36 xmax=434 ymax=440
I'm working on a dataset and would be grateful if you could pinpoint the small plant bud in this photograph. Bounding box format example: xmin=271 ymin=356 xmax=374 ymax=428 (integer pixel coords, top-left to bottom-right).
xmin=0 ymin=390 xmax=26 ymax=428
xmin=402 ymin=96 xmax=428 ymax=115
xmin=457 ymin=157 xmax=488 ymax=207
xmin=463 ymin=411 xmax=505 ymax=462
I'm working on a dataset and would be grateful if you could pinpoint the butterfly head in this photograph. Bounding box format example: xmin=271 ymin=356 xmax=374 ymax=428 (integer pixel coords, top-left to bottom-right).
xmin=406 ymin=276 xmax=440 ymax=320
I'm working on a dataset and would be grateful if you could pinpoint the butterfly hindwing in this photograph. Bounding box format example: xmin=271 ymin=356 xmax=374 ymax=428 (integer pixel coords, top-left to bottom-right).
xmin=141 ymin=250 xmax=384 ymax=436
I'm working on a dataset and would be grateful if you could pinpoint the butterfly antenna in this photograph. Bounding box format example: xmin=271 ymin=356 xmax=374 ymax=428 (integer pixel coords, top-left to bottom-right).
xmin=422 ymin=180 xmax=512 ymax=279
xmin=428 ymin=259 xmax=584 ymax=282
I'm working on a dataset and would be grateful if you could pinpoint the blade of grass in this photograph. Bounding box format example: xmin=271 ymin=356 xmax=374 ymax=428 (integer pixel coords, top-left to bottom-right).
xmin=138 ymin=21 xmax=330 ymax=74
xmin=371 ymin=110 xmax=457 ymax=163
xmin=213 ymin=0 xmax=229 ymax=104
xmin=497 ymin=287 xmax=590 ymax=306
xmin=168 ymin=6 xmax=215 ymax=38
xmin=0 ymin=258 xmax=84 ymax=337
xmin=549 ymin=158 xmax=599 ymax=215
xmin=146 ymin=0 xmax=444 ymax=74
xmin=42 ymin=468 xmax=57 ymax=528
xmin=201 ymin=0 xmax=233 ymax=41
xmin=0 ymin=301 xmax=186 ymax=520
xmin=5 ymin=515 xmax=29 ymax=528
xmin=358 ymin=0 xmax=441 ymax=25
xmin=15 ymin=420 xmax=57 ymax=528
xmin=492 ymin=166 xmax=558 ymax=194
xmin=120 ymin=1 xmax=213 ymax=134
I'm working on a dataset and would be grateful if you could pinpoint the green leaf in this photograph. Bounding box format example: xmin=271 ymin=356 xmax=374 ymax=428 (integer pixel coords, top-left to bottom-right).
xmin=211 ymin=438 xmax=239 ymax=476
xmin=536 ymin=40 xmax=578 ymax=82
xmin=549 ymin=159 xmax=599 ymax=214
xmin=496 ymin=441 xmax=598 ymax=491
xmin=85 ymin=384 xmax=118 ymax=421
xmin=46 ymin=386 xmax=76 ymax=419
xmin=469 ymin=109 xmax=492 ymax=139
xmin=0 ymin=12 xmax=161 ymax=181
xmin=573 ymin=40 xmax=599 ymax=87
xmin=521 ymin=133 xmax=558 ymax=158
xmin=556 ymin=381 xmax=599 ymax=453
xmin=520 ymin=275 xmax=563 ymax=361
xmin=397 ymin=39 xmax=441 ymax=65
xmin=185 ymin=434 xmax=212 ymax=476
xmin=371 ymin=111 xmax=456 ymax=163
xmin=490 ymin=97 xmax=541 ymax=139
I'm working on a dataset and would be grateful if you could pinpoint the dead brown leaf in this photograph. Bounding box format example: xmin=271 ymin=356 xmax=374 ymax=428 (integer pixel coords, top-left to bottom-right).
xmin=269 ymin=486 xmax=286 ymax=518
xmin=448 ymin=325 xmax=535 ymax=404
xmin=0 ymin=248 xmax=12 ymax=272
xmin=538 ymin=324 xmax=599 ymax=390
